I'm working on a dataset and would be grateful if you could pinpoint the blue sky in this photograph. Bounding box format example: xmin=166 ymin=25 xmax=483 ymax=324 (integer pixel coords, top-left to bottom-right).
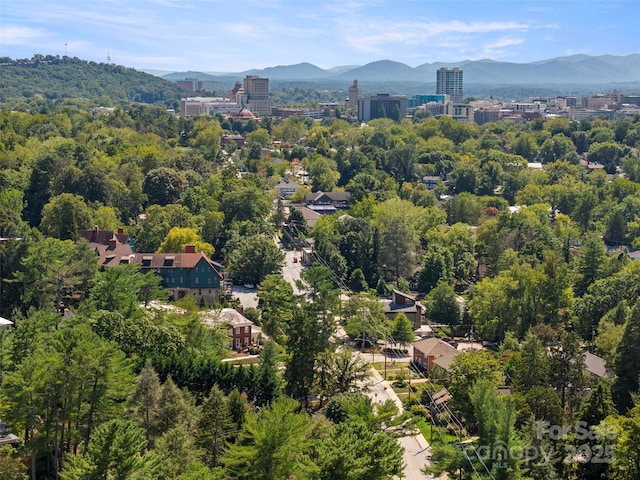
xmin=1 ymin=1 xmax=638 ymax=73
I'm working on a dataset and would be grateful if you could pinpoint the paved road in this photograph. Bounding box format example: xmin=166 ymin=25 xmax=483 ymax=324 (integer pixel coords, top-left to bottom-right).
xmin=261 ymin=238 xmax=435 ymax=478
xmin=231 ymin=239 xmax=306 ymax=309
xmin=280 ymin=247 xmax=305 ymax=295
xmin=231 ymin=285 xmax=259 ymax=309
xmin=361 ymin=354 xmax=434 ymax=480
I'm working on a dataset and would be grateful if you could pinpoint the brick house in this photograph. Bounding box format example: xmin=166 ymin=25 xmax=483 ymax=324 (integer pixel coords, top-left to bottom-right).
xmin=383 ymin=290 xmax=426 ymax=329
xmin=412 ymin=337 xmax=460 ymax=373
xmin=201 ymin=308 xmax=255 ymax=351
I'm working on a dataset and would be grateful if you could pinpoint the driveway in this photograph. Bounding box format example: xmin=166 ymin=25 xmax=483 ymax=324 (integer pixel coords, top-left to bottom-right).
xmin=232 ymin=285 xmax=259 ymax=309
xmin=364 ymin=362 xmax=433 ymax=479
xmin=231 ymin=239 xmax=306 ymax=309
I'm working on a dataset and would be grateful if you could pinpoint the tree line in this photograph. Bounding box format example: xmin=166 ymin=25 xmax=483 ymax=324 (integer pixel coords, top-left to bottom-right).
xmin=1 ymin=92 xmax=640 ymax=478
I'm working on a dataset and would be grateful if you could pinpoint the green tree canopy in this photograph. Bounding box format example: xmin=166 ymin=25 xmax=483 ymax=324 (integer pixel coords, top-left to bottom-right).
xmin=39 ymin=193 xmax=93 ymax=240
xmin=226 ymin=234 xmax=284 ymax=285
xmin=157 ymin=226 xmax=214 ymax=257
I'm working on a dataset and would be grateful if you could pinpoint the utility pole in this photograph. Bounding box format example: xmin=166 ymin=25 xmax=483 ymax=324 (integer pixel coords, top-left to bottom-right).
xmin=361 ymin=306 xmax=366 ymax=352
xmin=384 ymin=336 xmax=387 ymax=379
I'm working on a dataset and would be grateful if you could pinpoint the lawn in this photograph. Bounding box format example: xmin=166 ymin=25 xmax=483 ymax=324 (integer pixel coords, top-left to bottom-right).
xmin=371 ymin=360 xmax=411 ymax=381
xmin=417 ymin=419 xmax=462 ymax=446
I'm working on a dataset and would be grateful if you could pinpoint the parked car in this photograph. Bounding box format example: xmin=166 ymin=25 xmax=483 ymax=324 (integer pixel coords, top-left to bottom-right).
xmin=482 ymin=340 xmax=499 ymax=351
xmin=243 ymin=283 xmax=255 ymax=289
xmin=440 ymin=337 xmax=458 ymax=348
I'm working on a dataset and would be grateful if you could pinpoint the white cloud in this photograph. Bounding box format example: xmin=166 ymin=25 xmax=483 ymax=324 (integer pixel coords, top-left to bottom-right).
xmin=223 ymin=23 xmax=267 ymax=40
xmin=0 ymin=26 xmax=43 ymax=45
xmin=341 ymin=19 xmax=545 ymax=52
xmin=482 ymin=36 xmax=525 ymax=49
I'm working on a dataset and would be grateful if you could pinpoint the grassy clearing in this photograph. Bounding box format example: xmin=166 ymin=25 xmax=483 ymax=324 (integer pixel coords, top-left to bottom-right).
xmin=417 ymin=419 xmax=462 ymax=446
xmin=371 ymin=360 xmax=411 ymax=381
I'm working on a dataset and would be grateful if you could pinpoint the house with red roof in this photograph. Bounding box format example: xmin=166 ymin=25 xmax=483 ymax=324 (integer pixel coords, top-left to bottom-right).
xmin=80 ymin=226 xmax=137 ymax=268
xmin=79 ymin=226 xmax=136 ymax=251
xmin=129 ymin=245 xmax=224 ymax=305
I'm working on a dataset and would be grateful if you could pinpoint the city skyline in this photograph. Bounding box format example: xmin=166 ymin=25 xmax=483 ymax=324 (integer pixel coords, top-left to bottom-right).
xmin=1 ymin=1 xmax=638 ymax=73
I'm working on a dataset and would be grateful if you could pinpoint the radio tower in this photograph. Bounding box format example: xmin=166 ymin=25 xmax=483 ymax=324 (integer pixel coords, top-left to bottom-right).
xmin=107 ymin=50 xmax=111 ymax=63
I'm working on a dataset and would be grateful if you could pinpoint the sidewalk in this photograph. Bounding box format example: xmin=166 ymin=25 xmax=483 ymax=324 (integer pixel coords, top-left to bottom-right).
xmin=365 ymin=357 xmax=433 ymax=479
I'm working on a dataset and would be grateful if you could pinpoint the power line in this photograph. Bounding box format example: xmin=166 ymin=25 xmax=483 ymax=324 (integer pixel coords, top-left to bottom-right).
xmin=287 ymin=220 xmax=498 ymax=479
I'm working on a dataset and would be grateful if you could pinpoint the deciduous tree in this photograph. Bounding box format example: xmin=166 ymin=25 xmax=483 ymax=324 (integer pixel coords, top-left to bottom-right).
xmin=226 ymin=235 xmax=284 ymax=286
xmin=39 ymin=193 xmax=93 ymax=240
xmin=156 ymin=226 xmax=214 ymax=256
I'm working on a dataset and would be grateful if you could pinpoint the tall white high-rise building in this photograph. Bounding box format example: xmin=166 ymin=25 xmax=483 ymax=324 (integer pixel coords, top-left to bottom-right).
xmin=436 ymin=67 xmax=463 ymax=103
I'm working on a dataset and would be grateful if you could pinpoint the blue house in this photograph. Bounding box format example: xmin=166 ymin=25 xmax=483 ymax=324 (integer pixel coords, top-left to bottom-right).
xmin=130 ymin=245 xmax=224 ymax=305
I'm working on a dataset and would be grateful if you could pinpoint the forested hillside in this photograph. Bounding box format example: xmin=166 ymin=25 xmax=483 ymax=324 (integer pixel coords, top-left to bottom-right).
xmin=0 ymin=56 xmax=185 ymax=108
xmin=1 ymin=92 xmax=640 ymax=479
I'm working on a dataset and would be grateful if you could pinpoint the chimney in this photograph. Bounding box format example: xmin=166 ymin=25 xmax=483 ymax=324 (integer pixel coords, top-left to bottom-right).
xmin=236 ymin=305 xmax=244 ymax=315
xmin=108 ymin=237 xmax=117 ymax=249
xmin=185 ymin=244 xmax=196 ymax=254
xmin=94 ymin=225 xmax=99 ymax=234
xmin=117 ymin=228 xmax=124 ymax=235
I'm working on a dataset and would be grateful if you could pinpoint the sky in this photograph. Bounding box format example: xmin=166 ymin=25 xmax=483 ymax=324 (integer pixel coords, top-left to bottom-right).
xmin=1 ymin=0 xmax=638 ymax=73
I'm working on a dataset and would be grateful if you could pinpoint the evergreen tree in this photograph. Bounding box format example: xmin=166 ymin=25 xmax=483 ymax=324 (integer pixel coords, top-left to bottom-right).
xmin=221 ymin=396 xmax=314 ymax=480
xmin=313 ymin=421 xmax=404 ymax=480
xmin=227 ymin=389 xmax=249 ymax=433
xmin=157 ymin=375 xmax=196 ymax=433
xmin=254 ymin=340 xmax=281 ymax=407
xmin=348 ymin=268 xmax=368 ymax=292
xmin=60 ymin=419 xmax=157 ymax=480
xmin=284 ymin=307 xmax=319 ymax=404
xmin=574 ymin=380 xmax=616 ymax=480
xmin=515 ymin=331 xmax=550 ymax=390
xmin=154 ymin=424 xmax=210 ymax=480
xmin=574 ymin=236 xmax=607 ymax=296
xmin=197 ymin=385 xmax=235 ymax=469
xmin=129 ymin=360 xmax=162 ymax=442
xmin=612 ymin=303 xmax=640 ymax=413
xmin=549 ymin=329 xmax=586 ymax=411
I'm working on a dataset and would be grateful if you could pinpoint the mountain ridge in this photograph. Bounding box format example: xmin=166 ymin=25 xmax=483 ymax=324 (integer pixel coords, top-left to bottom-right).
xmin=159 ymin=54 xmax=640 ymax=85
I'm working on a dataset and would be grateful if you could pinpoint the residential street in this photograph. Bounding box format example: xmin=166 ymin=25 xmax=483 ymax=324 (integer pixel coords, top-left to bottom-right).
xmin=364 ymin=356 xmax=434 ymax=480
xmin=276 ymin=238 xmax=434 ymax=479
xmin=280 ymin=247 xmax=305 ymax=295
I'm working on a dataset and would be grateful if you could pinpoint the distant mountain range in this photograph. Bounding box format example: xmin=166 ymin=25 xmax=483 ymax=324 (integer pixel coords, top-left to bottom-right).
xmin=158 ymin=54 xmax=640 ymax=85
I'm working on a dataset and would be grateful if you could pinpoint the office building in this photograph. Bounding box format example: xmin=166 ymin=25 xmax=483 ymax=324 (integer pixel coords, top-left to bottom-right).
xmin=436 ymin=67 xmax=464 ymax=103
xmin=473 ymin=108 xmax=501 ymax=125
xmin=408 ymin=94 xmax=448 ymax=109
xmin=357 ymin=93 xmax=407 ymax=122
xmin=176 ymin=78 xmax=203 ymax=92
xmin=348 ymin=80 xmax=359 ymax=109
xmin=241 ymin=75 xmax=273 ymax=115
xmin=180 ymin=97 xmax=242 ymax=117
